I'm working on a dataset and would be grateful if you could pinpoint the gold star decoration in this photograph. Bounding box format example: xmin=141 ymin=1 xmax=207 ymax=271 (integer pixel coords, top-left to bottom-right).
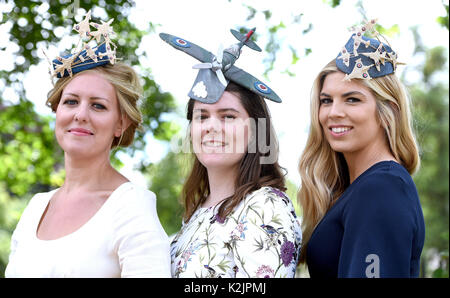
xmin=362 ymin=43 xmax=387 ymax=71
xmin=53 ymin=55 xmax=77 ymax=77
xmin=90 ymin=19 xmax=115 ymax=43
xmin=349 ymin=18 xmax=379 ymax=56
xmin=99 ymin=44 xmax=116 ymax=65
xmin=343 ymin=58 xmax=372 ymax=81
xmin=360 ymin=19 xmax=378 ymax=34
xmin=45 ymin=11 xmax=118 ymax=82
xmin=72 ymin=10 xmax=92 ymax=39
xmin=89 ymin=18 xmax=117 ymax=63
xmin=337 ymin=18 xmax=406 ymax=81
xmin=351 ymin=32 xmax=371 ymax=56
xmin=78 ymin=43 xmax=98 ymax=63
xmin=337 ymin=47 xmax=351 ymax=67
xmin=387 ymin=51 xmax=405 ymax=70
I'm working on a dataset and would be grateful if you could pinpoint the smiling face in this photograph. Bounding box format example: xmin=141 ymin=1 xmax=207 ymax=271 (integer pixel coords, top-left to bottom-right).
xmin=318 ymin=71 xmax=387 ymax=158
xmin=55 ymin=71 xmax=124 ymax=159
xmin=190 ymin=91 xmax=251 ymax=171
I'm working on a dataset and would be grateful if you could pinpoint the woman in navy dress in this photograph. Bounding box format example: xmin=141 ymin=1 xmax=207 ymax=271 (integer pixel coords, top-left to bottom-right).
xmin=297 ymin=19 xmax=425 ymax=278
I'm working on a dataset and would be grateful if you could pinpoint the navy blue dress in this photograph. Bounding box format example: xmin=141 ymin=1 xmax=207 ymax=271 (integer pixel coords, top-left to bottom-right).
xmin=306 ymin=161 xmax=425 ymax=278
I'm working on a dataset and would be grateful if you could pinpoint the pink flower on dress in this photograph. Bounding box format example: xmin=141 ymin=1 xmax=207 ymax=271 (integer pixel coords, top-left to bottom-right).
xmin=231 ymin=217 xmax=247 ymax=240
xmin=256 ymin=265 xmax=275 ymax=278
xmin=181 ymin=250 xmax=192 ymax=262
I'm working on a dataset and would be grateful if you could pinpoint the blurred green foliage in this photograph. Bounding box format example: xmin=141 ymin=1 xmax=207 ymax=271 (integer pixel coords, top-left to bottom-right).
xmin=437 ymin=1 xmax=449 ymax=30
xmin=144 ymin=151 xmax=188 ymax=236
xmin=408 ymin=28 xmax=449 ymax=277
xmin=0 ymin=103 xmax=60 ymax=196
xmin=324 ymin=0 xmax=342 ymax=8
xmin=239 ymin=6 xmax=313 ymax=78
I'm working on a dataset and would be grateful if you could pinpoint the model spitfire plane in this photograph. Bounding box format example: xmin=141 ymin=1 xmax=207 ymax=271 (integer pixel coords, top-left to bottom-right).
xmin=159 ymin=28 xmax=282 ymax=103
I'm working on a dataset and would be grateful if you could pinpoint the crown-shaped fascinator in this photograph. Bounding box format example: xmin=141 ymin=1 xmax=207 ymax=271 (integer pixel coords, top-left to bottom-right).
xmin=160 ymin=28 xmax=282 ymax=103
xmin=336 ymin=19 xmax=404 ymax=81
xmin=44 ymin=10 xmax=117 ymax=82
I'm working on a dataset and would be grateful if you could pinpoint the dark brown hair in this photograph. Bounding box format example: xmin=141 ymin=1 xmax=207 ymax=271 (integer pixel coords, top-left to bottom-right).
xmin=182 ymin=81 xmax=286 ymax=223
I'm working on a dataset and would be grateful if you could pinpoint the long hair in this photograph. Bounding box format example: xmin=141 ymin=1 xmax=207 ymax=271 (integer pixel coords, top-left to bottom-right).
xmin=46 ymin=62 xmax=143 ymax=148
xmin=297 ymin=60 xmax=420 ymax=262
xmin=182 ymin=82 xmax=286 ymax=223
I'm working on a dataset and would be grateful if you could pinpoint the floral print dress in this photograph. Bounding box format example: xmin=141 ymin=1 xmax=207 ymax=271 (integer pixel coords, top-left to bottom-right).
xmin=170 ymin=186 xmax=302 ymax=278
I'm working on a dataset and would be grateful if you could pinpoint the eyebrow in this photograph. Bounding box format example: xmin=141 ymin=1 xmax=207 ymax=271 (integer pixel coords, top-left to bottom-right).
xmin=62 ymin=92 xmax=110 ymax=101
xmin=320 ymin=91 xmax=365 ymax=97
xmin=193 ymin=108 xmax=241 ymax=113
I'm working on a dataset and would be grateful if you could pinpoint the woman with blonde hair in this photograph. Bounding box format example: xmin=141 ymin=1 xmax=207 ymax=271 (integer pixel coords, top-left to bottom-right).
xmin=298 ymin=19 xmax=425 ymax=278
xmin=5 ymin=12 xmax=170 ymax=277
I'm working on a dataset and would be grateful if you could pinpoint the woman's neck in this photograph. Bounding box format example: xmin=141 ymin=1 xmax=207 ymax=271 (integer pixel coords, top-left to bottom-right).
xmin=203 ymin=166 xmax=238 ymax=208
xmin=62 ymin=152 xmax=122 ymax=193
xmin=344 ymin=139 xmax=396 ymax=183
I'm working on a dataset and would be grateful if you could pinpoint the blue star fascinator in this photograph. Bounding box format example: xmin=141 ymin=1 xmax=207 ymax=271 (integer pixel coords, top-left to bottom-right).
xmin=159 ymin=28 xmax=282 ymax=103
xmin=44 ymin=10 xmax=117 ymax=82
xmin=335 ymin=19 xmax=404 ymax=81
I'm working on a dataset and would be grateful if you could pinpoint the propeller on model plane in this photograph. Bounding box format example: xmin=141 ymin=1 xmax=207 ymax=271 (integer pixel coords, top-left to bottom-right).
xmin=192 ymin=44 xmax=227 ymax=86
xmin=192 ymin=28 xmax=260 ymax=86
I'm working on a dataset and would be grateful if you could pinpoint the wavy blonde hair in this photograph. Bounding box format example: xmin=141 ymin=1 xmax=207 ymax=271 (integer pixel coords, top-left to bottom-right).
xmin=46 ymin=62 xmax=143 ymax=148
xmin=297 ymin=60 xmax=420 ymax=262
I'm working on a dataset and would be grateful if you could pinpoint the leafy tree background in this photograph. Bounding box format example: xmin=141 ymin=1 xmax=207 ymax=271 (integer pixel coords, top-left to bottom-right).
xmin=408 ymin=31 xmax=449 ymax=277
xmin=0 ymin=0 xmax=448 ymax=277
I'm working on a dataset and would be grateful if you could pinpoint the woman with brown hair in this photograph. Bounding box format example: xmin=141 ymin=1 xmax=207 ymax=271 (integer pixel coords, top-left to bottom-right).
xmin=5 ymin=12 xmax=170 ymax=277
xmin=297 ymin=19 xmax=425 ymax=278
xmin=161 ymin=29 xmax=302 ymax=278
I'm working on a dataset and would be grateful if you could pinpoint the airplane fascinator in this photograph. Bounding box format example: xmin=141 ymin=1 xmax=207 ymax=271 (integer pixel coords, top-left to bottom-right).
xmin=336 ymin=19 xmax=404 ymax=81
xmin=159 ymin=28 xmax=282 ymax=103
xmin=44 ymin=10 xmax=117 ymax=82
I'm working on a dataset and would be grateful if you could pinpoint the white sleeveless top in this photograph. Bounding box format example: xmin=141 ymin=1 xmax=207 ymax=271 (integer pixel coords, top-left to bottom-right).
xmin=5 ymin=182 xmax=171 ymax=278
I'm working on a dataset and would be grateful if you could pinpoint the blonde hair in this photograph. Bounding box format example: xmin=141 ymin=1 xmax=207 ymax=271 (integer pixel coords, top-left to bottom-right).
xmin=46 ymin=63 xmax=143 ymax=148
xmin=297 ymin=60 xmax=420 ymax=262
